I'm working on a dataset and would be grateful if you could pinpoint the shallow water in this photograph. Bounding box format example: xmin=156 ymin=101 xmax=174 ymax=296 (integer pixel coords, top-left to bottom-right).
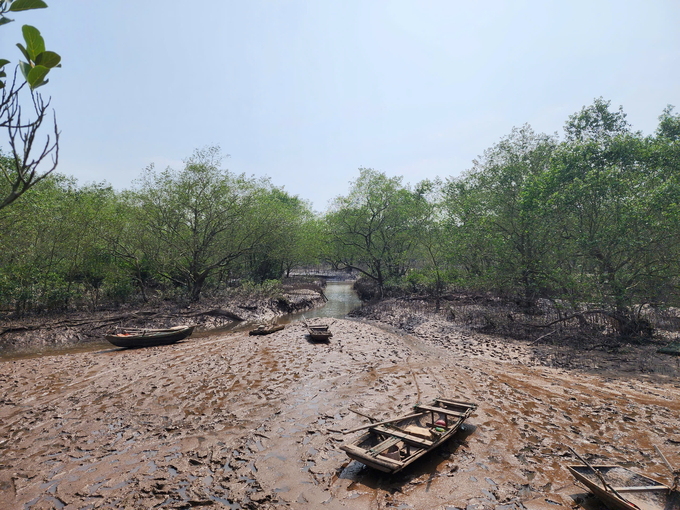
xmin=1 ymin=280 xmax=360 ymax=361
xmin=279 ymin=281 xmax=362 ymax=323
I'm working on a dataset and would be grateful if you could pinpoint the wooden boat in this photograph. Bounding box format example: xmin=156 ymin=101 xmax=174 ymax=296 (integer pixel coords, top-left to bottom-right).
xmin=307 ymin=324 xmax=332 ymax=341
xmin=658 ymin=341 xmax=680 ymax=356
xmin=105 ymin=325 xmax=194 ymax=348
xmin=301 ymin=317 xmax=333 ymax=341
xmin=341 ymin=397 xmax=476 ymax=473
xmin=567 ymin=464 xmax=679 ymax=510
xmin=249 ymin=324 xmax=285 ymax=336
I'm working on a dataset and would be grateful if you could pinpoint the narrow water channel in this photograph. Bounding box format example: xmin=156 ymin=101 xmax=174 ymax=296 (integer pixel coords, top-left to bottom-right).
xmin=279 ymin=280 xmax=362 ymax=323
xmin=1 ymin=280 xmax=361 ymax=361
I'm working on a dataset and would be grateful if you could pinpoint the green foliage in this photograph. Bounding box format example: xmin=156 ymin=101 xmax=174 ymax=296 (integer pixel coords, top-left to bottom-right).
xmin=1 ymin=1 xmax=61 ymax=213
xmin=133 ymin=146 xmax=314 ymax=301
xmin=438 ymin=99 xmax=680 ymax=337
xmin=564 ymin=97 xmax=630 ymax=142
xmin=8 ymin=0 xmax=48 ymax=12
xmin=0 ymin=99 xmax=678 ymax=339
xmin=656 ymin=105 xmax=680 ymax=142
xmin=444 ymin=126 xmax=558 ymax=305
xmin=326 ymin=168 xmax=425 ymax=293
xmin=1 ymin=0 xmax=60 ymax=90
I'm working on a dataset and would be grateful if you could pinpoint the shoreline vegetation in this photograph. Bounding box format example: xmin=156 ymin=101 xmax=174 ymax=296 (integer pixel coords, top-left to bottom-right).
xmin=2 ymin=99 xmax=680 ymax=354
xmin=1 ymin=99 xmax=680 ymax=507
xmin=0 ymin=276 xmax=328 ymax=353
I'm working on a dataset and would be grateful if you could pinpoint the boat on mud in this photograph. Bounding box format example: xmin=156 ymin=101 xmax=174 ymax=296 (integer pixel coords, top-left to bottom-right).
xmin=567 ymin=464 xmax=679 ymax=510
xmin=341 ymin=397 xmax=476 ymax=473
xmin=249 ymin=324 xmax=285 ymax=336
xmin=105 ymin=325 xmax=195 ymax=348
xmin=302 ymin=317 xmax=333 ymax=341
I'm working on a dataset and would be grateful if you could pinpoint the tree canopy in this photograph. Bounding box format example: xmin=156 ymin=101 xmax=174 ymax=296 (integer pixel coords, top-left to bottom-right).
xmin=1 ymin=99 xmax=679 ymax=342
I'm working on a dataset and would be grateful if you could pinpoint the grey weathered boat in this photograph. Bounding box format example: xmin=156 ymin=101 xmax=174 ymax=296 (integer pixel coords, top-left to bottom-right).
xmin=105 ymin=325 xmax=194 ymax=348
xmin=307 ymin=324 xmax=332 ymax=341
xmin=658 ymin=341 xmax=680 ymax=356
xmin=249 ymin=324 xmax=285 ymax=336
xmin=301 ymin=317 xmax=333 ymax=341
xmin=341 ymin=397 xmax=476 ymax=473
xmin=567 ymin=464 xmax=678 ymax=510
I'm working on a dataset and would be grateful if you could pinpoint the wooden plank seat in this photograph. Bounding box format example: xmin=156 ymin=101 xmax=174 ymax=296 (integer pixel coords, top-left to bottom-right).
xmin=434 ymin=397 xmax=476 ymax=407
xmin=368 ymin=436 xmax=401 ymax=457
xmin=342 ymin=444 xmax=403 ymax=470
xmin=611 ymin=485 xmax=668 ymax=492
xmin=371 ymin=425 xmax=434 ymax=447
xmin=415 ymin=404 xmax=467 ymax=418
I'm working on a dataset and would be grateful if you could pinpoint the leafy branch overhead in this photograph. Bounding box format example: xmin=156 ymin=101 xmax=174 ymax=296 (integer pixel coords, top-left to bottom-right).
xmin=0 ymin=0 xmax=61 ymax=211
xmin=1 ymin=0 xmax=61 ymax=90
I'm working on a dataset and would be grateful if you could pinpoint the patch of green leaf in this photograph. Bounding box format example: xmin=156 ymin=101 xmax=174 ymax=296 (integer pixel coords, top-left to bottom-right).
xmin=18 ymin=59 xmax=32 ymax=80
xmin=22 ymin=24 xmax=45 ymax=60
xmin=26 ymin=63 xmax=48 ymax=89
xmin=34 ymin=50 xmax=60 ymax=68
xmin=15 ymin=42 xmax=30 ymax=62
xmin=9 ymin=0 xmax=48 ymax=12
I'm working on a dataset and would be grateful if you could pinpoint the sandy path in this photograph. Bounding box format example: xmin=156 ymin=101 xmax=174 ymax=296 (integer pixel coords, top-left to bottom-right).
xmin=1 ymin=318 xmax=678 ymax=509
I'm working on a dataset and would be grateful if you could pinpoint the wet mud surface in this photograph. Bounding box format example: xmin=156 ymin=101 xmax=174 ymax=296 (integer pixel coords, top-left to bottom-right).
xmin=1 ymin=311 xmax=679 ymax=509
xmin=0 ymin=282 xmax=326 ymax=355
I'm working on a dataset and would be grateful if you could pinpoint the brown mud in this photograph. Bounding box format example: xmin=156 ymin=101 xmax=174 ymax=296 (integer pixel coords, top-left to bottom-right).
xmin=1 ymin=306 xmax=679 ymax=509
xmin=0 ymin=285 xmax=325 ymax=355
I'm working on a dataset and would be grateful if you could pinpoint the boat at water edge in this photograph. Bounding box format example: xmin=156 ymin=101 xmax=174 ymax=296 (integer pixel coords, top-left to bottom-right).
xmin=105 ymin=325 xmax=195 ymax=348
xmin=249 ymin=324 xmax=285 ymax=336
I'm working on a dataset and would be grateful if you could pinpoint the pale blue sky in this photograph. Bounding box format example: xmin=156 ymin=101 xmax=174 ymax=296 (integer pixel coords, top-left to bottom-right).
xmin=4 ymin=0 xmax=680 ymax=211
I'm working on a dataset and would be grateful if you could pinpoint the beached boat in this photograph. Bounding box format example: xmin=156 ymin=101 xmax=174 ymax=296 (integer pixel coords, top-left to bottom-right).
xmin=301 ymin=317 xmax=333 ymax=341
xmin=567 ymin=464 xmax=678 ymax=510
xmin=249 ymin=324 xmax=285 ymax=336
xmin=105 ymin=325 xmax=195 ymax=348
xmin=307 ymin=324 xmax=332 ymax=341
xmin=658 ymin=341 xmax=680 ymax=356
xmin=341 ymin=397 xmax=476 ymax=473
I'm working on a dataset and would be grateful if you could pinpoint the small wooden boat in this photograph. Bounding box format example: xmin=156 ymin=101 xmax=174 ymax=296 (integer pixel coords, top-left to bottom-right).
xmin=302 ymin=317 xmax=333 ymax=341
xmin=249 ymin=324 xmax=285 ymax=336
xmin=307 ymin=324 xmax=332 ymax=341
xmin=341 ymin=397 xmax=476 ymax=473
xmin=567 ymin=464 xmax=678 ymax=510
xmin=658 ymin=341 xmax=680 ymax=356
xmin=105 ymin=325 xmax=194 ymax=348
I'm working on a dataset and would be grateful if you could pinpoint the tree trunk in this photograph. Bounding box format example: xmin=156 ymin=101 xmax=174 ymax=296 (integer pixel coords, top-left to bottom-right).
xmin=190 ymin=272 xmax=208 ymax=302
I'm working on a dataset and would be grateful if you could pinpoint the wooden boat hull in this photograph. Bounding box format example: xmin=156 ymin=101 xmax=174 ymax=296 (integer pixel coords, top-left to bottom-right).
xmin=308 ymin=326 xmax=332 ymax=341
xmin=249 ymin=325 xmax=285 ymax=336
xmin=341 ymin=397 xmax=476 ymax=473
xmin=105 ymin=326 xmax=194 ymax=348
xmin=567 ymin=465 xmax=676 ymax=510
xmin=308 ymin=331 xmax=332 ymax=341
xmin=658 ymin=341 xmax=680 ymax=355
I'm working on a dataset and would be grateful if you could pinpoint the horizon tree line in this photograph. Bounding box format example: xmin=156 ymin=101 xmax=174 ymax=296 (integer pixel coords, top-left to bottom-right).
xmin=1 ymin=98 xmax=679 ymax=339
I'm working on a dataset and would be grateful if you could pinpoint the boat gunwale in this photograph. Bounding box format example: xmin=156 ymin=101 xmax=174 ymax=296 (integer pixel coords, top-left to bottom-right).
xmin=341 ymin=399 xmax=476 ymax=473
xmin=104 ymin=325 xmax=195 ymax=348
xmin=566 ymin=464 xmax=671 ymax=510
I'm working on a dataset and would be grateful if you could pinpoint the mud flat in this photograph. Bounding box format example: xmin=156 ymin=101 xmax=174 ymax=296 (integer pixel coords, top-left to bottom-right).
xmin=1 ymin=312 xmax=679 ymax=509
xmin=0 ymin=283 xmax=325 ymax=355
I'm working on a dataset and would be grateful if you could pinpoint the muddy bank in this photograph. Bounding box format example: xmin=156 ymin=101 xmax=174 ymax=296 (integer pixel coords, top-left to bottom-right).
xmin=351 ymin=298 xmax=680 ymax=381
xmin=1 ymin=308 xmax=679 ymax=509
xmin=0 ymin=283 xmax=326 ymax=354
